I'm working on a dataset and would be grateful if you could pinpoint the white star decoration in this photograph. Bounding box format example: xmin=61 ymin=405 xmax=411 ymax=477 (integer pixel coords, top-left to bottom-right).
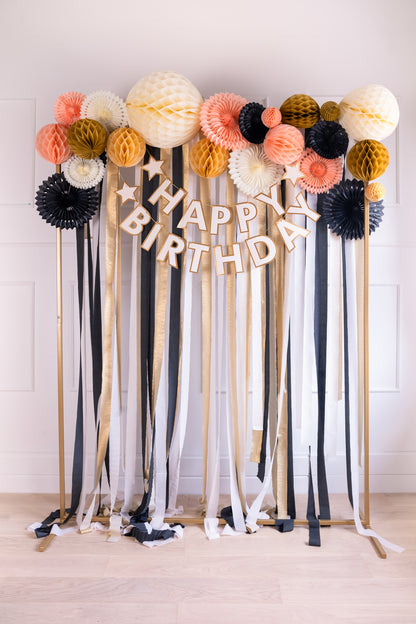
xmin=141 ymin=156 xmax=165 ymax=180
xmin=282 ymin=161 xmax=305 ymax=186
xmin=116 ymin=181 xmax=138 ymax=204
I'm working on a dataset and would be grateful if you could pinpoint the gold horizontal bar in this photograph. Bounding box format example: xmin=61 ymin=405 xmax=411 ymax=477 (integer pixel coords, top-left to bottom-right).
xmin=157 ymin=516 xmax=356 ymax=527
xmin=39 ymin=533 xmax=56 ymax=552
xmin=369 ymin=534 xmax=387 ymax=559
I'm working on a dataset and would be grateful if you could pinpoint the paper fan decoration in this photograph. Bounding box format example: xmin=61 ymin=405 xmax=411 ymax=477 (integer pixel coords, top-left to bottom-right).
xmin=320 ymin=179 xmax=384 ymax=239
xmin=200 ymin=92 xmax=249 ymax=151
xmin=228 ymin=144 xmax=284 ymax=197
xmin=35 ymin=173 xmax=99 ymax=229
xmin=35 ymin=123 xmax=72 ymax=164
xmin=190 ymin=138 xmax=229 ymax=178
xmin=238 ymin=102 xmax=267 ymax=144
xmin=107 ymin=127 xmax=146 ymax=167
xmin=308 ymin=121 xmax=349 ymax=160
xmin=67 ymin=119 xmax=107 ymax=159
xmin=298 ymin=148 xmax=343 ymax=194
xmin=346 ymin=139 xmax=389 ymax=181
xmin=365 ymin=182 xmax=385 ymax=202
xmin=62 ymin=155 xmax=105 ymax=189
xmin=263 ymin=124 xmax=304 ymax=165
xmin=54 ymin=92 xmax=85 ymax=126
xmin=261 ymin=107 xmax=281 ymax=129
xmin=320 ymin=101 xmax=340 ymax=122
xmin=126 ymin=71 xmax=203 ymax=149
xmin=80 ymin=90 xmax=128 ymax=133
xmin=280 ymin=94 xmax=320 ymax=128
xmin=339 ymin=84 xmax=399 ymax=141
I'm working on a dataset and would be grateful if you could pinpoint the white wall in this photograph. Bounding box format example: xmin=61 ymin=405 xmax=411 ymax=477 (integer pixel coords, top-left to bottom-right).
xmin=0 ymin=0 xmax=415 ymax=494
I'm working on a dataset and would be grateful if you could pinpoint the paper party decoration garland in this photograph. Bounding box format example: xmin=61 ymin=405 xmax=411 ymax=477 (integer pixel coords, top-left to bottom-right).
xmin=32 ymin=75 xmax=403 ymax=556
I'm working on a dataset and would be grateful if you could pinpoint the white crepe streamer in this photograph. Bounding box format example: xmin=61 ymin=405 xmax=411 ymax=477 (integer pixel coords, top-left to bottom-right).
xmin=245 ymin=248 xmax=292 ymax=532
xmin=345 ymin=240 xmax=403 ymax=553
xmin=166 ymin=165 xmax=198 ymax=515
xmin=325 ymin=232 xmax=342 ymax=458
xmin=301 ymin=206 xmax=318 ymax=447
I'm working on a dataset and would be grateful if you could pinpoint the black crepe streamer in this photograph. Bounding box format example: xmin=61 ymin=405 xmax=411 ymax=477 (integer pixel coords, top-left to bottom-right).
xmin=314 ymin=194 xmax=330 ymax=521
xmin=320 ymin=179 xmax=384 ymax=240
xmin=35 ymin=173 xmax=99 ymax=229
xmin=257 ymin=210 xmax=270 ymax=482
xmin=166 ymin=146 xmax=184 ymax=506
xmin=125 ymin=522 xmax=183 ymax=544
xmin=286 ymin=333 xmax=296 ymax=519
xmin=308 ymin=120 xmax=349 ymax=160
xmin=239 ymin=102 xmax=267 ymax=144
xmin=307 ymin=448 xmax=321 ymax=547
xmin=131 ymin=146 xmax=160 ymax=522
xmin=220 ymin=505 xmax=247 ymax=530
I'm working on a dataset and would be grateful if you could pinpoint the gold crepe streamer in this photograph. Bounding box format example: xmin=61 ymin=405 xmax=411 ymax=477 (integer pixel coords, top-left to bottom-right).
xmin=356 ymin=237 xmax=365 ymax=465
xmin=226 ymin=174 xmax=246 ymax=510
xmin=95 ymin=160 xmax=119 ymax=485
xmin=200 ymin=176 xmax=212 ymax=505
xmin=151 ymin=148 xmax=171 ymax=425
xmin=269 ymin=188 xmax=288 ymax=518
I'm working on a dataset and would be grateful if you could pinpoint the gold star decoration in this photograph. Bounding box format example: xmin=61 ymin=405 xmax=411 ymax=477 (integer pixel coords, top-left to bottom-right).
xmin=281 ymin=161 xmax=305 ymax=186
xmin=116 ymin=181 xmax=139 ymax=205
xmin=141 ymin=156 xmax=165 ymax=180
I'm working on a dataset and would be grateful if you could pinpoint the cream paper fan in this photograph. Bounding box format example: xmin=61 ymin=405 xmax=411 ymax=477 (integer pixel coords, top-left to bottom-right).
xmin=339 ymin=84 xmax=399 ymax=141
xmin=126 ymin=71 xmax=203 ymax=149
xmin=80 ymin=90 xmax=128 ymax=133
xmin=62 ymin=155 xmax=105 ymax=189
xmin=228 ymin=145 xmax=284 ymax=197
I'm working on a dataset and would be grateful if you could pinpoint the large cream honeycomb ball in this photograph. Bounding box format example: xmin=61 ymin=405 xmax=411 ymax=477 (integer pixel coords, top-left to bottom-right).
xmin=339 ymin=84 xmax=399 ymax=141
xmin=126 ymin=71 xmax=203 ymax=149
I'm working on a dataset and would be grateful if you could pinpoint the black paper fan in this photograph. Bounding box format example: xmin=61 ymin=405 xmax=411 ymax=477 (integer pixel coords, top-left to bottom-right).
xmin=36 ymin=173 xmax=99 ymax=229
xmin=308 ymin=120 xmax=349 ymax=160
xmin=238 ymin=102 xmax=267 ymax=144
xmin=320 ymin=179 xmax=384 ymax=240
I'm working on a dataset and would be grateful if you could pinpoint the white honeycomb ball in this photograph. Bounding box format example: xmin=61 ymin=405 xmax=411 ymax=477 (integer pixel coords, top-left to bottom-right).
xmin=339 ymin=84 xmax=399 ymax=141
xmin=126 ymin=71 xmax=203 ymax=149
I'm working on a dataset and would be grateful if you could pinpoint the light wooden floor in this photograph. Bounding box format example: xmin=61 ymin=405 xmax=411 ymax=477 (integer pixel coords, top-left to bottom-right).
xmin=0 ymin=493 xmax=415 ymax=623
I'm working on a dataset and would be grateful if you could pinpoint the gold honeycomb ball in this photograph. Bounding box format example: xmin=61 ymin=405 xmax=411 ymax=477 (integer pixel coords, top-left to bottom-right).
xmin=320 ymin=101 xmax=340 ymax=122
xmin=365 ymin=182 xmax=385 ymax=202
xmin=346 ymin=140 xmax=389 ymax=182
xmin=280 ymin=94 xmax=320 ymax=128
xmin=190 ymin=138 xmax=229 ymax=178
xmin=67 ymin=118 xmax=107 ymax=159
xmin=107 ymin=127 xmax=146 ymax=167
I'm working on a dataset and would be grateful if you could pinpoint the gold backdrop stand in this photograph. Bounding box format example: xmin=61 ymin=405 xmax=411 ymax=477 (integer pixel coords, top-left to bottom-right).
xmin=39 ymin=179 xmax=386 ymax=558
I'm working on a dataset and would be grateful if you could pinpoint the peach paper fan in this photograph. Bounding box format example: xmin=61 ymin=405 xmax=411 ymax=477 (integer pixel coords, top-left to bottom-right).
xmin=200 ymin=93 xmax=249 ymax=151
xmin=298 ymin=148 xmax=343 ymax=194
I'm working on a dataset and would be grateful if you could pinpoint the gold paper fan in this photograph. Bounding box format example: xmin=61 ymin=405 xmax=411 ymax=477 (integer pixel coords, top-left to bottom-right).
xmin=107 ymin=127 xmax=146 ymax=167
xmin=190 ymin=138 xmax=229 ymax=178
xmin=320 ymin=101 xmax=340 ymax=122
xmin=346 ymin=140 xmax=389 ymax=182
xmin=67 ymin=119 xmax=107 ymax=159
xmin=280 ymin=94 xmax=320 ymax=128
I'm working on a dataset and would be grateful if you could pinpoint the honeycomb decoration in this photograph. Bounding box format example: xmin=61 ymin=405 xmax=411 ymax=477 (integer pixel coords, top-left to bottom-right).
xmin=346 ymin=140 xmax=389 ymax=182
xmin=263 ymin=123 xmax=305 ymax=165
xmin=35 ymin=123 xmax=72 ymax=164
xmin=320 ymin=101 xmax=340 ymax=122
xmin=126 ymin=71 xmax=203 ymax=149
xmin=339 ymin=84 xmax=399 ymax=141
xmin=107 ymin=127 xmax=146 ymax=167
xmin=67 ymin=119 xmax=108 ymax=159
xmin=365 ymin=182 xmax=385 ymax=202
xmin=190 ymin=138 xmax=229 ymax=178
xmin=280 ymin=94 xmax=320 ymax=129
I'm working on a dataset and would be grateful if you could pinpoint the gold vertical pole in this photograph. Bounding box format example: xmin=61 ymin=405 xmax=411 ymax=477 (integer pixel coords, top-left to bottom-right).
xmin=363 ymin=182 xmax=370 ymax=527
xmin=56 ymin=164 xmax=66 ymax=524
